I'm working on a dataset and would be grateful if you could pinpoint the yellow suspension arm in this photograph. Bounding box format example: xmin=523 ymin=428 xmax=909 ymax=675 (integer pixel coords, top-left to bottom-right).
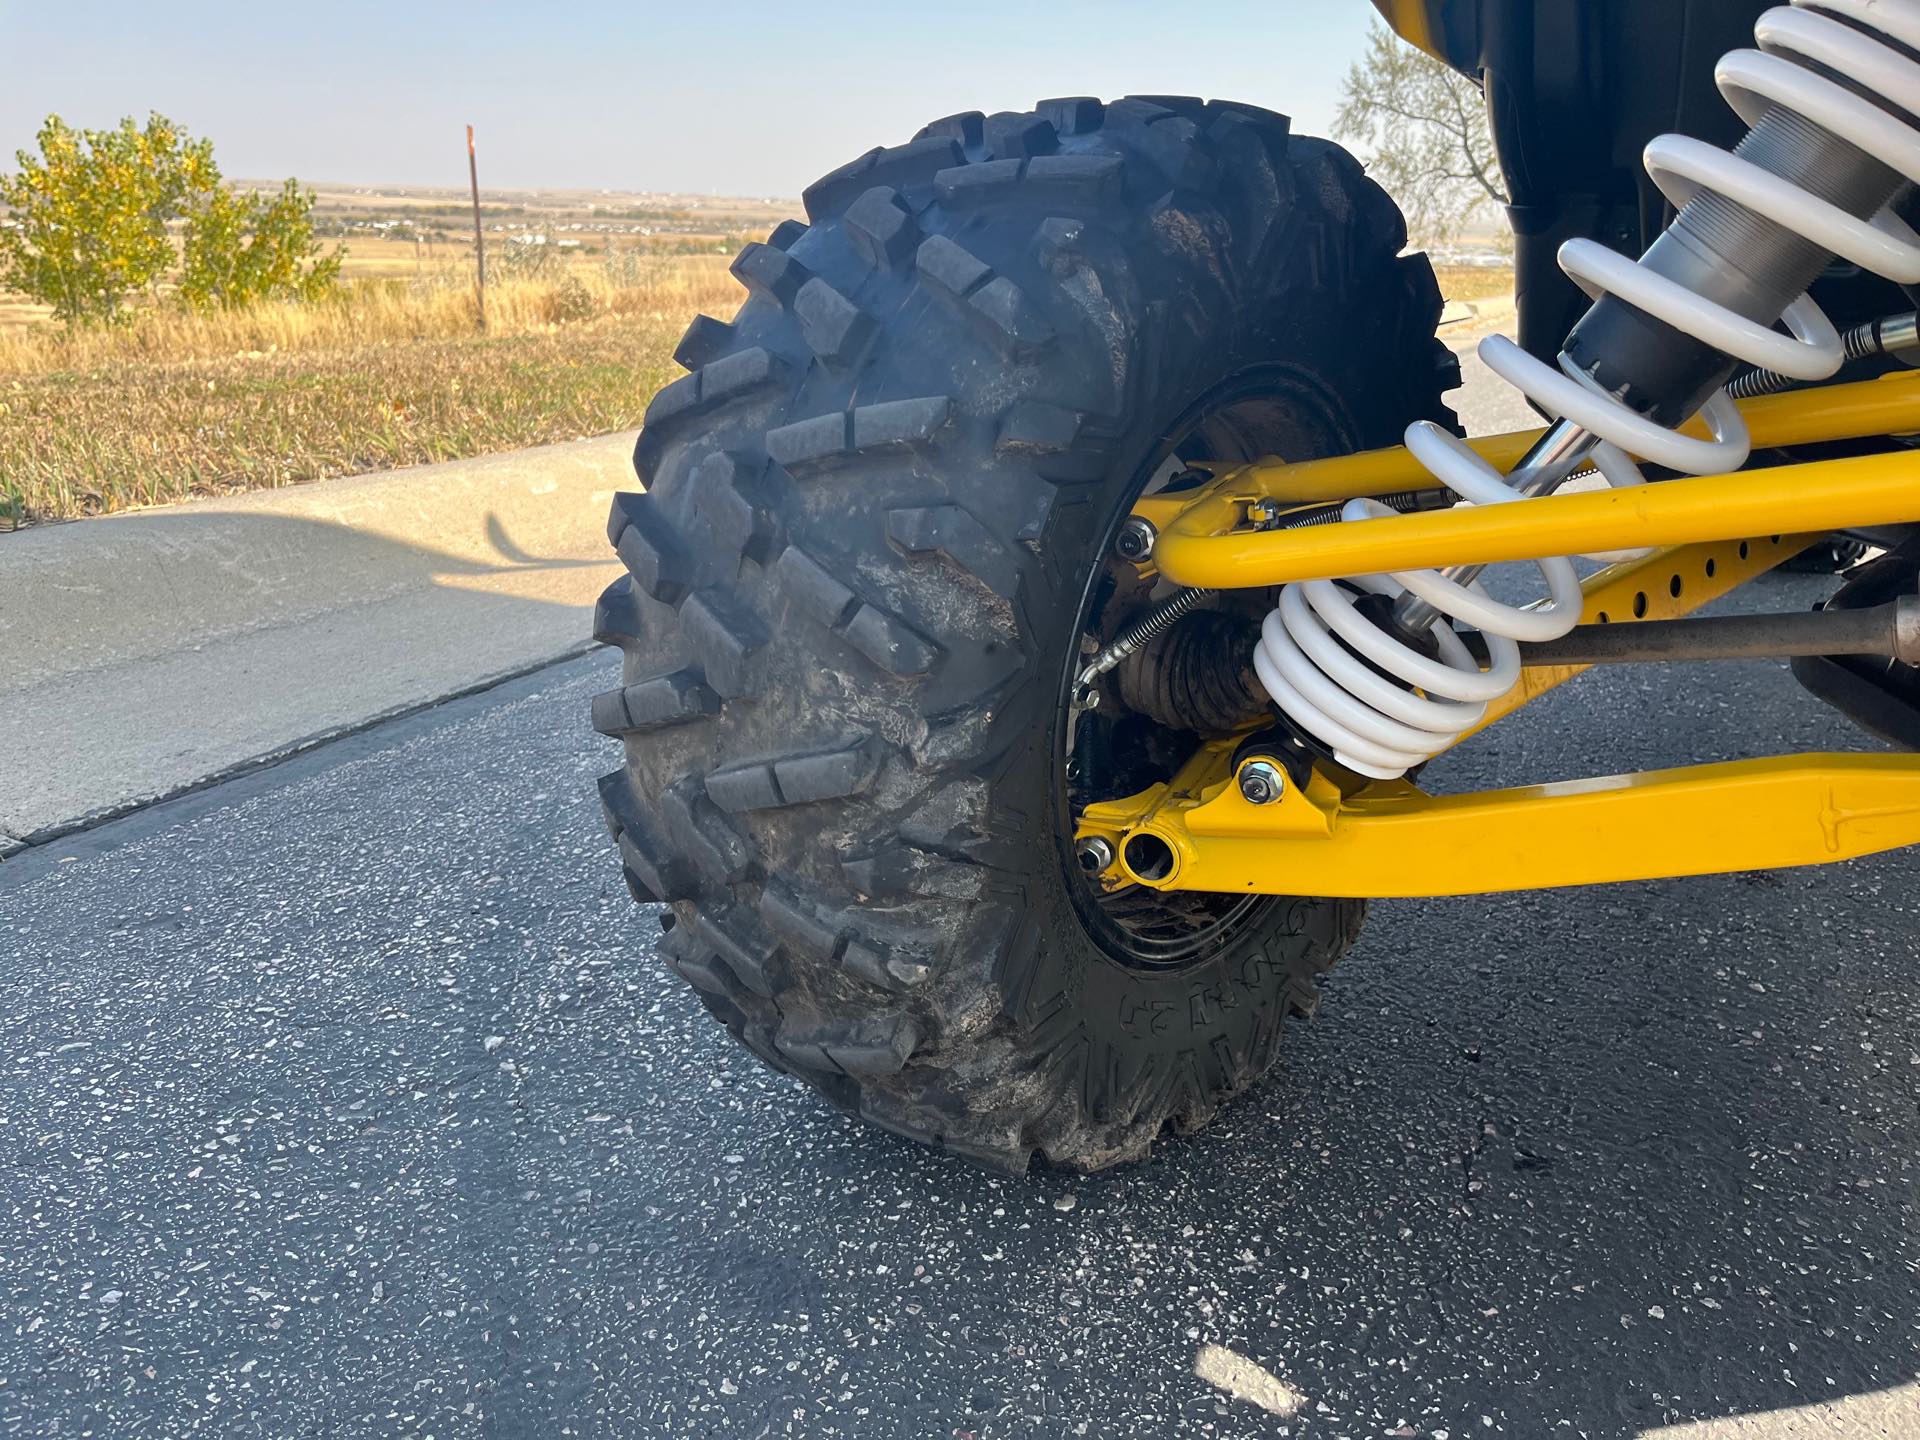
xmin=1154 ymin=448 xmax=1917 ymax=589
xmin=1083 ymin=752 xmax=1920 ymax=899
xmin=1134 ymin=371 xmax=1920 ymax=586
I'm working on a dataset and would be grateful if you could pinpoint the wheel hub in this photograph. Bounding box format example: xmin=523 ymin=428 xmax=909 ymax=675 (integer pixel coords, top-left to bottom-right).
xmin=1052 ymin=378 xmax=1355 ymax=973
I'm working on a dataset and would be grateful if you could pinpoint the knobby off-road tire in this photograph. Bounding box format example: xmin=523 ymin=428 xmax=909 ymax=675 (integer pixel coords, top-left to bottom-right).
xmin=592 ymin=96 xmax=1455 ymax=1172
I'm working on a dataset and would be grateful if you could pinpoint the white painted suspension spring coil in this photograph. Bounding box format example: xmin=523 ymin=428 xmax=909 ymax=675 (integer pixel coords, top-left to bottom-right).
xmin=1257 ymin=0 xmax=1920 ymax=781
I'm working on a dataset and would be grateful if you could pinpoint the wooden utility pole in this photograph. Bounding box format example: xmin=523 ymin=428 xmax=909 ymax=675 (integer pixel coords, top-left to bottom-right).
xmin=466 ymin=124 xmax=486 ymax=331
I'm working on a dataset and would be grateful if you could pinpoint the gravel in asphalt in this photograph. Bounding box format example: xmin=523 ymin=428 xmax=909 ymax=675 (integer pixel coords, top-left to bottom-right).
xmin=2 ymin=571 xmax=1917 ymax=1439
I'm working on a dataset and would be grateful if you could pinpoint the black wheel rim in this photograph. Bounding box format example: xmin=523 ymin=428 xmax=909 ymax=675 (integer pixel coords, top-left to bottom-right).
xmin=1052 ymin=368 xmax=1358 ymax=974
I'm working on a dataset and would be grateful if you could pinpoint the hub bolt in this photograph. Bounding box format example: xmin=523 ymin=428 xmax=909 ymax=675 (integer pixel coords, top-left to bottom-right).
xmin=1114 ymin=517 xmax=1157 ymax=562
xmin=1075 ymin=835 xmax=1116 ymax=874
xmin=1238 ymin=759 xmax=1285 ymax=806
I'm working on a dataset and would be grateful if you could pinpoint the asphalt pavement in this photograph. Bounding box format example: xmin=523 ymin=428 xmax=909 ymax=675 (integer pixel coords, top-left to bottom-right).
xmin=4 ymin=559 xmax=1918 ymax=1439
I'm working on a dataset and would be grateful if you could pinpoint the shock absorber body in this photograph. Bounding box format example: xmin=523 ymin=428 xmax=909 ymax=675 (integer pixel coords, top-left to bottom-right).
xmin=1258 ymin=0 xmax=1920 ymax=780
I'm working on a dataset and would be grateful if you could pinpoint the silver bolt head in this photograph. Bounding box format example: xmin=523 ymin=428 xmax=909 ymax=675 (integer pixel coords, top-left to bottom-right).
xmin=1238 ymin=760 xmax=1285 ymax=806
xmin=1114 ymin=517 xmax=1157 ymax=562
xmin=1076 ymin=836 xmax=1116 ymax=874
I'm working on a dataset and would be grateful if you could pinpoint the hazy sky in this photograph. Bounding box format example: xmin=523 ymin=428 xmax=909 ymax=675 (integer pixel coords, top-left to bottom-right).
xmin=0 ymin=1 xmax=1377 ymax=197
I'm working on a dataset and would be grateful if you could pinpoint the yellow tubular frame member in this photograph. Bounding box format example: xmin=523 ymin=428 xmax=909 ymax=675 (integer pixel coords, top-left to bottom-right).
xmin=1075 ymin=373 xmax=1920 ymax=899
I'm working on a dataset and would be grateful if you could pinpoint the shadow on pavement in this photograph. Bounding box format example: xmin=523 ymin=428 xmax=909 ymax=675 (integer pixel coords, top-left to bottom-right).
xmin=1 ymin=506 xmax=618 ymax=849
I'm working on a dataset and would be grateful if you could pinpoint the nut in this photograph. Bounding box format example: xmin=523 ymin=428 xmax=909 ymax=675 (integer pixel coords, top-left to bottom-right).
xmin=1113 ymin=517 xmax=1157 ymax=562
xmin=1075 ymin=836 xmax=1116 ymax=874
xmin=1237 ymin=759 xmax=1285 ymax=806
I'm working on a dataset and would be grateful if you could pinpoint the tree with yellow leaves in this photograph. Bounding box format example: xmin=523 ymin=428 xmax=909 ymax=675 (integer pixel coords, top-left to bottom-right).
xmin=0 ymin=113 xmax=340 ymax=324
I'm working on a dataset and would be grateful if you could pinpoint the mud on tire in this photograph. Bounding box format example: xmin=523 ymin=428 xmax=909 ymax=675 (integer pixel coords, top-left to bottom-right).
xmin=592 ymin=96 xmax=1456 ymax=1171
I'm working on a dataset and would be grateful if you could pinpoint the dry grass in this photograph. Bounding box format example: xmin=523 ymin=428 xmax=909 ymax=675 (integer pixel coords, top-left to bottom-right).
xmin=0 ymin=256 xmax=742 ymax=526
xmin=0 ymin=256 xmax=737 ymax=371
xmin=1432 ymin=262 xmax=1517 ymax=305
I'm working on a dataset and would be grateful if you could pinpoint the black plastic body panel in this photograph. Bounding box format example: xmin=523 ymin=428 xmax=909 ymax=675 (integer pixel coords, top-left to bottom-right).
xmin=1409 ymin=0 xmax=1912 ymax=365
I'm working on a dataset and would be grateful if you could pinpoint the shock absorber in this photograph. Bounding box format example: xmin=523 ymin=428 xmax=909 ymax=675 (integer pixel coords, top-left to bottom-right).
xmin=1257 ymin=0 xmax=1920 ymax=780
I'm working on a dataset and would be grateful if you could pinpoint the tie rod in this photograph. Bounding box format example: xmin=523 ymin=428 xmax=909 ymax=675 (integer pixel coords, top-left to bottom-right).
xmin=1513 ymin=597 xmax=1920 ymax=668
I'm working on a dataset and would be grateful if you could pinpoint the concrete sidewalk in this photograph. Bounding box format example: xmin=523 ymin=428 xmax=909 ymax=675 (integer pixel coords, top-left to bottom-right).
xmin=1 ymin=434 xmax=634 ymax=851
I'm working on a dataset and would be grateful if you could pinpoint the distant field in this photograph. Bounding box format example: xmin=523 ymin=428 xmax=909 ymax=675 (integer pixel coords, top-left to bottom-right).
xmin=1431 ymin=262 xmax=1516 ymax=305
xmin=0 ymin=292 xmax=48 ymax=330
xmin=0 ymin=173 xmax=1515 ymax=528
xmin=0 ymin=179 xmax=787 ymax=333
xmin=307 ymin=179 xmax=782 ymax=290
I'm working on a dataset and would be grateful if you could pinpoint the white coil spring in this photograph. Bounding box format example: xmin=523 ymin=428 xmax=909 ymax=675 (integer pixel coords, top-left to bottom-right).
xmin=1259 ymin=0 xmax=1920 ymax=781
